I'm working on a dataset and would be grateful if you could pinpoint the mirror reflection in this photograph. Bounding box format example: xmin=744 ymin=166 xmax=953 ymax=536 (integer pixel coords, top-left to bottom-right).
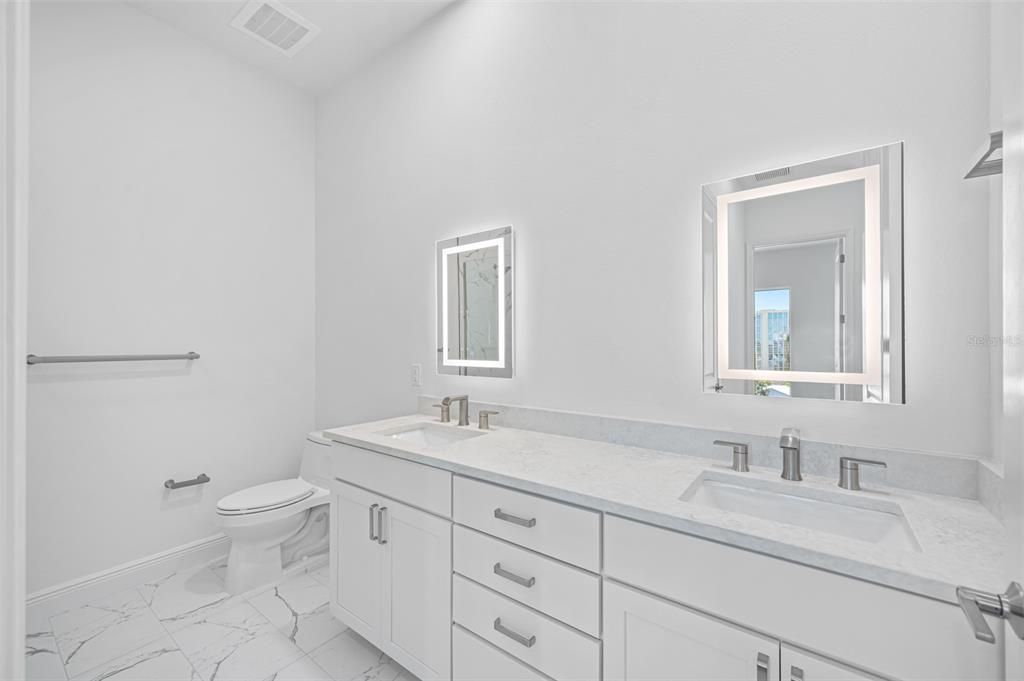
xmin=703 ymin=144 xmax=903 ymax=402
xmin=436 ymin=227 xmax=514 ymax=378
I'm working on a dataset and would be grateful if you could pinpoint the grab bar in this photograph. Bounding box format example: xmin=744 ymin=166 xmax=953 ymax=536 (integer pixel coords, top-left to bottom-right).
xmin=164 ymin=473 xmax=210 ymax=490
xmin=27 ymin=352 xmax=199 ymax=365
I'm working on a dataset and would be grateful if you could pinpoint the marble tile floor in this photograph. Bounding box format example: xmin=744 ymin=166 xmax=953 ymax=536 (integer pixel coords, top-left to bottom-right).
xmin=25 ymin=562 xmax=418 ymax=681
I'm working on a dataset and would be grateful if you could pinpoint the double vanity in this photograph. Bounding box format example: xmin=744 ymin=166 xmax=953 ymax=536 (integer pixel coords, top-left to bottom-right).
xmin=319 ymin=407 xmax=1005 ymax=681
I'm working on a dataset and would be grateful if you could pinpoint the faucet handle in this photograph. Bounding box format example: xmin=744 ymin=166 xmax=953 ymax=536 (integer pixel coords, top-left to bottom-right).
xmin=433 ymin=403 xmax=451 ymax=423
xmin=837 ymin=457 xmax=887 ymax=491
xmin=478 ymin=410 xmax=499 ymax=430
xmin=713 ymin=440 xmax=750 ymax=472
xmin=840 ymin=457 xmax=887 ymax=469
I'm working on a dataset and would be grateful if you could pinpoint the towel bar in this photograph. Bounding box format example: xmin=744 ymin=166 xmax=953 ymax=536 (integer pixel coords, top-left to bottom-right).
xmin=27 ymin=352 xmax=199 ymax=365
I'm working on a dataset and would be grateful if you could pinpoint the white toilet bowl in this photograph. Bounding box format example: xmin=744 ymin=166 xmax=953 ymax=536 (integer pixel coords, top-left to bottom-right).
xmin=216 ymin=433 xmax=332 ymax=594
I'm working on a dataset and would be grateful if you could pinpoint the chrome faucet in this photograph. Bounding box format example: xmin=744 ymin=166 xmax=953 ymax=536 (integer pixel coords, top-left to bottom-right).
xmin=779 ymin=428 xmax=802 ymax=481
xmin=442 ymin=395 xmax=470 ymax=426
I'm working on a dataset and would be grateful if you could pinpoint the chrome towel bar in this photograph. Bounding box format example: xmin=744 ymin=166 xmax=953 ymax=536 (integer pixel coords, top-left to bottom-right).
xmin=27 ymin=352 xmax=199 ymax=365
xmin=164 ymin=473 xmax=210 ymax=490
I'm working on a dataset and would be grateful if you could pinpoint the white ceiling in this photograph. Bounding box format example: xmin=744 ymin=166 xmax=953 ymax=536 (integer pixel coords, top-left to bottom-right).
xmin=129 ymin=0 xmax=456 ymax=95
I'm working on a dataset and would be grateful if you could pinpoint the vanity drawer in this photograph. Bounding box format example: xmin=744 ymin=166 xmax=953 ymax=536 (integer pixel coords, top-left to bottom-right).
xmin=453 ymin=625 xmax=551 ymax=681
xmin=453 ymin=525 xmax=600 ymax=636
xmin=453 ymin=574 xmax=600 ymax=681
xmin=331 ymin=441 xmax=452 ymax=518
xmin=453 ymin=476 xmax=600 ymax=571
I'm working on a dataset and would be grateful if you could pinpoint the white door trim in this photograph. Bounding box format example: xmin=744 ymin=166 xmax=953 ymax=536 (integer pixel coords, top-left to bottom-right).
xmin=0 ymin=1 xmax=30 ymax=678
xmin=1001 ymin=1 xmax=1024 ymax=676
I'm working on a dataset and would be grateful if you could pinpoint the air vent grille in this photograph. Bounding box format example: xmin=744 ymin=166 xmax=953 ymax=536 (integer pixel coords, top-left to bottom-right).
xmin=231 ymin=0 xmax=320 ymax=57
xmin=753 ymin=167 xmax=791 ymax=182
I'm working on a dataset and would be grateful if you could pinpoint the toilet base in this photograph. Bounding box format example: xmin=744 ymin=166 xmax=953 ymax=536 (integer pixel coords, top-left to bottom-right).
xmin=219 ymin=501 xmax=331 ymax=595
xmin=225 ymin=540 xmax=287 ymax=595
xmin=222 ymin=511 xmax=307 ymax=594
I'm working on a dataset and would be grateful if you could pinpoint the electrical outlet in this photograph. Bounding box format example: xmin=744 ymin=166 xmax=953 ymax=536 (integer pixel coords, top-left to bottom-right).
xmin=411 ymin=363 xmax=422 ymax=387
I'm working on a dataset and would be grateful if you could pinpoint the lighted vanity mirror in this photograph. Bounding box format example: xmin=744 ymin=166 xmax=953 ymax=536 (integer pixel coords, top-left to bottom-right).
xmin=702 ymin=143 xmax=904 ymax=402
xmin=436 ymin=226 xmax=514 ymax=378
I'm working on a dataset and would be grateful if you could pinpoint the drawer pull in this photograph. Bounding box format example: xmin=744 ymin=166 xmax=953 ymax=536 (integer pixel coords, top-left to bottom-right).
xmin=494 ymin=508 xmax=536 ymax=528
xmin=791 ymin=666 xmax=804 ymax=681
xmin=756 ymin=653 xmax=770 ymax=681
xmin=368 ymin=503 xmax=379 ymax=542
xmin=493 ymin=617 xmax=536 ymax=648
xmin=377 ymin=506 xmax=388 ymax=545
xmin=493 ymin=562 xmax=536 ymax=588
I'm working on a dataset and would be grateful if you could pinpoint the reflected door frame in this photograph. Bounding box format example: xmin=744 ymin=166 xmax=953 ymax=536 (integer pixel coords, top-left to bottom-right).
xmin=744 ymin=234 xmax=849 ymax=397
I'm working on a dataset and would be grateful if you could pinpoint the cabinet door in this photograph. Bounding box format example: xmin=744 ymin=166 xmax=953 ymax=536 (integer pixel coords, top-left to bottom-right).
xmin=331 ymin=481 xmax=383 ymax=643
xmin=604 ymin=580 xmax=779 ymax=681
xmin=781 ymin=645 xmax=883 ymax=681
xmin=380 ymin=498 xmax=452 ymax=681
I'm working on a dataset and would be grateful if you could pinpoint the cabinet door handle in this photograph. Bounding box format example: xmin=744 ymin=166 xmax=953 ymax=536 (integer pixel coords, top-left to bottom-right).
xmin=368 ymin=503 xmax=379 ymax=542
xmin=377 ymin=506 xmax=388 ymax=545
xmin=790 ymin=666 xmax=804 ymax=681
xmin=494 ymin=508 xmax=536 ymax=528
xmin=756 ymin=652 xmax=770 ymax=681
xmin=493 ymin=562 xmax=536 ymax=588
xmin=493 ymin=617 xmax=536 ymax=648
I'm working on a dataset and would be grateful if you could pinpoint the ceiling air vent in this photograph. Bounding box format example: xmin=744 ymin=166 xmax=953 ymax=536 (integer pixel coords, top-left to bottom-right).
xmin=753 ymin=167 xmax=791 ymax=182
xmin=230 ymin=0 xmax=320 ymax=57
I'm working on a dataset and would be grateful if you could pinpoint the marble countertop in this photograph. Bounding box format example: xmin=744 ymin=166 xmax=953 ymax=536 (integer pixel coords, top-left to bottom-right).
xmin=323 ymin=414 xmax=1007 ymax=605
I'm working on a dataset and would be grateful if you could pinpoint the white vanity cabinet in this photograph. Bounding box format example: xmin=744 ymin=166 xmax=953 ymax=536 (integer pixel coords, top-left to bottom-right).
xmin=604 ymin=515 xmax=1002 ymax=681
xmin=451 ymin=477 xmax=602 ymax=681
xmin=604 ymin=580 xmax=780 ymax=681
xmin=325 ymin=441 xmax=1003 ymax=681
xmin=328 ymin=447 xmax=454 ymax=681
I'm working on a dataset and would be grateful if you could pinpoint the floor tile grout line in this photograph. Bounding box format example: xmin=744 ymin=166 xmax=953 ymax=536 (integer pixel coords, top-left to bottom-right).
xmin=140 ymin=582 xmax=205 ymax=681
xmin=31 ymin=559 xmax=340 ymax=681
xmin=23 ymin=623 xmax=69 ymax=681
xmin=57 ymin=584 xmax=191 ymax=681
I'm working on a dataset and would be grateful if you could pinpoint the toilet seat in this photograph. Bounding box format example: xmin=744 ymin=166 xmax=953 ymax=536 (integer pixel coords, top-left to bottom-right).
xmin=217 ymin=479 xmax=316 ymax=516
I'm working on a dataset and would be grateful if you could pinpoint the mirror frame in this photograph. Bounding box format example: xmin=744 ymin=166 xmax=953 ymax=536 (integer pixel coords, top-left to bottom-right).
xmin=436 ymin=226 xmax=514 ymax=378
xmin=702 ymin=142 xmax=904 ymax=402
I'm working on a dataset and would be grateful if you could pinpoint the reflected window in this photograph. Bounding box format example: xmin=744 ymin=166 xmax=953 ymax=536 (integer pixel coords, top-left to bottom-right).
xmin=753 ymin=288 xmax=790 ymax=371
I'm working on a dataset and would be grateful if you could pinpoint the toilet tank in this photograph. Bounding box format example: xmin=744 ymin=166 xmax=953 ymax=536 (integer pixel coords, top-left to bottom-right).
xmin=299 ymin=431 xmax=333 ymax=488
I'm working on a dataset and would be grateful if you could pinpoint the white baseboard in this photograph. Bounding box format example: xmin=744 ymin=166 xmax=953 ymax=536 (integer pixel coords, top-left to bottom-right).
xmin=26 ymin=534 xmax=230 ymax=621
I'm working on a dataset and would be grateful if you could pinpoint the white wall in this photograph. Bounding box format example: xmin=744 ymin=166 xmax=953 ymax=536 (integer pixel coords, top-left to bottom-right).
xmin=28 ymin=2 xmax=316 ymax=592
xmin=316 ymin=1 xmax=994 ymax=459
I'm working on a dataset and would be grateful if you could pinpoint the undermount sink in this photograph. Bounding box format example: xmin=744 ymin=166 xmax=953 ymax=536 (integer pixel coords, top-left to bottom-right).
xmin=680 ymin=472 xmax=920 ymax=552
xmin=378 ymin=423 xmax=485 ymax=448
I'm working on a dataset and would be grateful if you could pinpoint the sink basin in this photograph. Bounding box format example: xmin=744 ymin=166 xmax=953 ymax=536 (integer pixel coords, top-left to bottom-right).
xmin=378 ymin=423 xmax=485 ymax=448
xmin=680 ymin=472 xmax=920 ymax=552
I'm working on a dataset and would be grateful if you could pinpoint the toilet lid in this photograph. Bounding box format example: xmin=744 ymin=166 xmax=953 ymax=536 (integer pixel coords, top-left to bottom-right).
xmin=217 ymin=479 xmax=315 ymax=514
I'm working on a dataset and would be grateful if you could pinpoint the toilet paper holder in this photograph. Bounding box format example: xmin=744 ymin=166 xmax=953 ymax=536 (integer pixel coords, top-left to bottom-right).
xmin=164 ymin=473 xmax=210 ymax=490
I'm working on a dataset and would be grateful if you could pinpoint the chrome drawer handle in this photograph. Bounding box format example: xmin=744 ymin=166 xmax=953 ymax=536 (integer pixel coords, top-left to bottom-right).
xmin=494 ymin=508 xmax=536 ymax=528
xmin=757 ymin=653 xmax=770 ymax=681
xmin=493 ymin=617 xmax=536 ymax=648
xmin=368 ymin=503 xmax=379 ymax=542
xmin=377 ymin=506 xmax=388 ymax=545
xmin=791 ymin=666 xmax=804 ymax=681
xmin=494 ymin=562 xmax=536 ymax=588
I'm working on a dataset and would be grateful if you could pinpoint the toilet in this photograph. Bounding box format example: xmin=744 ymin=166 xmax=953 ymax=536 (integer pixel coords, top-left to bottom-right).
xmin=217 ymin=432 xmax=332 ymax=594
